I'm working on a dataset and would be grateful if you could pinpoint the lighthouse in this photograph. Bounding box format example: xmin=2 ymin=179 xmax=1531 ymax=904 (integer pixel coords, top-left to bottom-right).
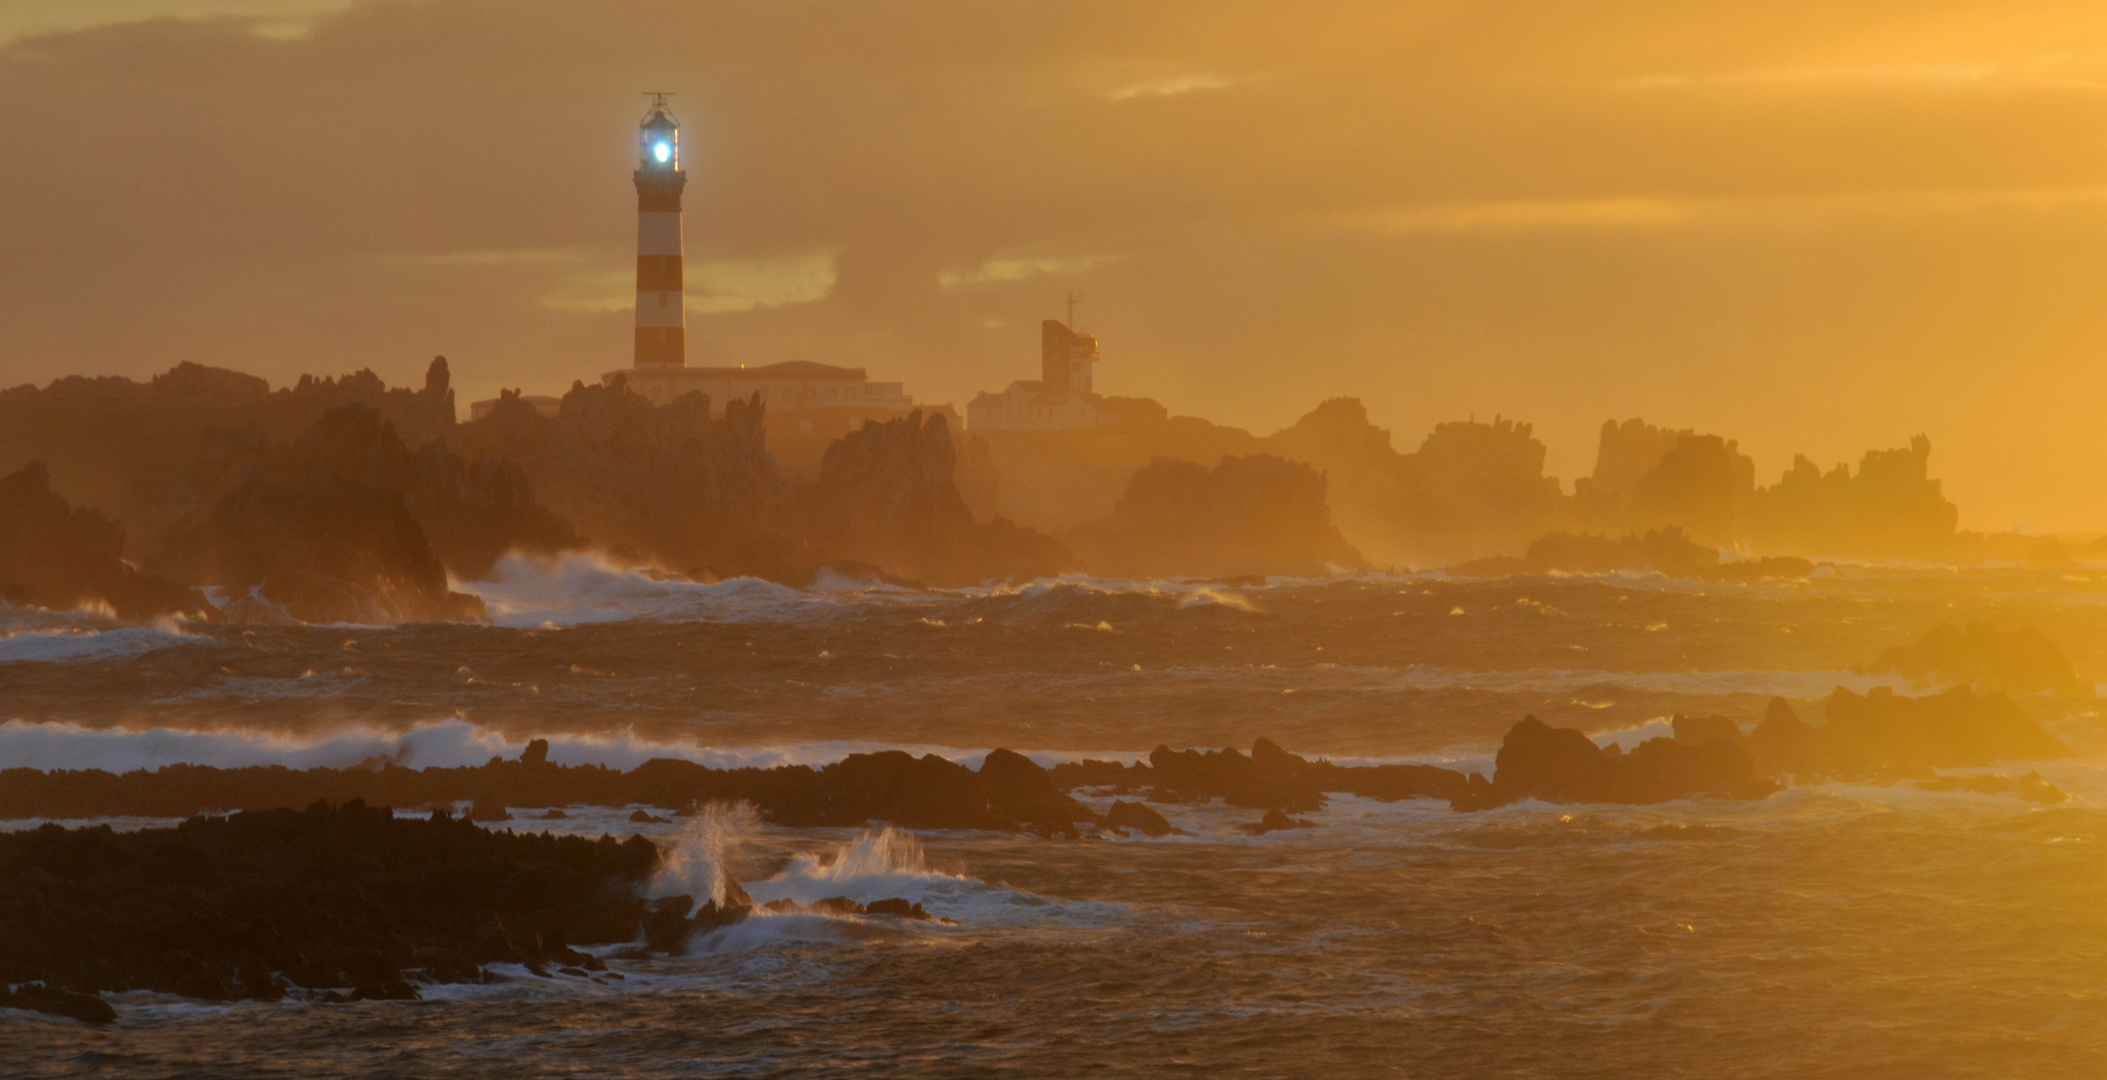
xmin=633 ymin=95 xmax=686 ymax=368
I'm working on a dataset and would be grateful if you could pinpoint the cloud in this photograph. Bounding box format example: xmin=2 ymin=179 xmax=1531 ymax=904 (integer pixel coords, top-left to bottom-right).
xmin=535 ymin=252 xmax=837 ymax=315
xmin=1105 ymin=73 xmax=1233 ymax=101
xmin=1345 ymin=198 xmax=1694 ymax=235
xmin=938 ymin=252 xmax=1124 ymax=289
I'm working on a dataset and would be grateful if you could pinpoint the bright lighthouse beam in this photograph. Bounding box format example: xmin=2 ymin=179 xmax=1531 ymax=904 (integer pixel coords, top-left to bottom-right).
xmin=654 ymin=142 xmax=671 ymax=163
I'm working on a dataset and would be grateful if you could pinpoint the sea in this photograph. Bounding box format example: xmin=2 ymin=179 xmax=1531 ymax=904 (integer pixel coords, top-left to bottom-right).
xmin=5 ymin=556 xmax=2107 ymax=1078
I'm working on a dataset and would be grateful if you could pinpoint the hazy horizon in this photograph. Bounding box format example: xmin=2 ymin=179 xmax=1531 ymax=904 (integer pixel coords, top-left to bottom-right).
xmin=6 ymin=0 xmax=2107 ymax=530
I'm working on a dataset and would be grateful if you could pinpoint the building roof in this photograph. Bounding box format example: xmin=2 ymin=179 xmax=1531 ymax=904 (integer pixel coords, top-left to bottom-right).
xmin=676 ymin=360 xmax=868 ymax=380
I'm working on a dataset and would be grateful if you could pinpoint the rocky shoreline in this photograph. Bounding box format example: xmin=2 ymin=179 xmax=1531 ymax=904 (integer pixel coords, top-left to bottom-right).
xmin=0 ymin=689 xmax=2070 ymax=832
xmin=0 ymin=691 xmax=2075 ymax=1023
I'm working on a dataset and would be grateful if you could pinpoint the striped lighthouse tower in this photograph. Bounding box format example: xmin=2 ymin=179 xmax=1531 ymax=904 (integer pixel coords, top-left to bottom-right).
xmin=633 ymin=94 xmax=686 ymax=368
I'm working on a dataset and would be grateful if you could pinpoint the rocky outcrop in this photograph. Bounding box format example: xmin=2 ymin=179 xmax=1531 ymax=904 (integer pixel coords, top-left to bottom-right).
xmin=284 ymin=404 xmax=580 ymax=579
xmin=1814 ymin=686 xmax=2070 ymax=770
xmin=1871 ymin=623 xmax=2094 ymax=698
xmin=1450 ymin=527 xmax=1812 ymax=582
xmin=1461 ymin=714 xmax=1777 ymax=808
xmin=1743 ymin=436 xmax=1959 ymax=559
xmin=0 ymin=800 xmax=659 ymax=1009
xmin=800 ymin=411 xmax=1073 ymax=586
xmin=449 ymin=382 xmax=792 ymax=580
xmin=0 ymin=462 xmax=210 ymax=620
xmin=0 ymin=359 xmax=460 ymax=556
xmin=1061 ymin=454 xmax=1363 ymax=579
xmin=974 ymin=749 xmax=1099 ymax=834
xmin=150 ymin=463 xmax=487 ymax=624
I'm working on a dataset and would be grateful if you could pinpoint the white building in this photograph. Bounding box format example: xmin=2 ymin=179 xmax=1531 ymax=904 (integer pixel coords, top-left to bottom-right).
xmin=968 ymin=319 xmax=1120 ymax=431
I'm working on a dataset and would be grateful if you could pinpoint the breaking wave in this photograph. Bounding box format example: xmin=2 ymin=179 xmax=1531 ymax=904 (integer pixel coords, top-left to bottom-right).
xmin=0 ymin=717 xmax=1035 ymax=774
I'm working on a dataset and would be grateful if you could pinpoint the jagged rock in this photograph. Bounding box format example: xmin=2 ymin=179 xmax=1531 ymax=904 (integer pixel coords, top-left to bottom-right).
xmin=0 ymin=462 xmax=211 ymax=620
xmin=449 ymin=383 xmax=789 ymax=580
xmin=1104 ymin=799 xmax=1177 ymax=837
xmin=801 ymin=411 xmax=1072 ymax=586
xmin=1061 ymin=454 xmax=1363 ymax=579
xmin=150 ymin=463 xmax=486 ymax=625
xmin=1744 ymin=436 xmax=1958 ymax=559
xmin=282 ymin=404 xmax=580 ymax=579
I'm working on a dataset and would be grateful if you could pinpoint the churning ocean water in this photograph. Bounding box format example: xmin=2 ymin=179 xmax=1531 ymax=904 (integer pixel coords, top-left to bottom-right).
xmin=5 ymin=557 xmax=2107 ymax=1078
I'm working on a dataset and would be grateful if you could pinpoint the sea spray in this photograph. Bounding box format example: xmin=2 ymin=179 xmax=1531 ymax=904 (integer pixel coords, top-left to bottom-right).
xmin=649 ymin=801 xmax=763 ymax=913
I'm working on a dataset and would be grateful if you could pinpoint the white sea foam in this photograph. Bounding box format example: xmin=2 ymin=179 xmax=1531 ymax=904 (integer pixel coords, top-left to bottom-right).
xmin=0 ymin=716 xmax=1119 ymax=774
xmin=649 ymin=802 xmax=763 ymax=911
xmin=0 ymin=625 xmax=199 ymax=664
xmin=464 ymin=553 xmax=901 ymax=628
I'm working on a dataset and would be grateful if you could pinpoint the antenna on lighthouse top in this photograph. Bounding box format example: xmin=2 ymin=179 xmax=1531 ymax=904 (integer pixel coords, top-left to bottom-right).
xmin=646 ymin=91 xmax=676 ymax=105
xmin=1065 ymin=291 xmax=1080 ymax=330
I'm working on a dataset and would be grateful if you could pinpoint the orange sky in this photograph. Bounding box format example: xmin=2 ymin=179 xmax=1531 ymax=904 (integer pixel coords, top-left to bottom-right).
xmin=4 ymin=1 xmax=2107 ymax=530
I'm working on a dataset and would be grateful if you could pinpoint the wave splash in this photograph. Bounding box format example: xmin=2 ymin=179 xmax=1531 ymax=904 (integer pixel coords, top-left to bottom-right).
xmin=649 ymin=801 xmax=763 ymax=913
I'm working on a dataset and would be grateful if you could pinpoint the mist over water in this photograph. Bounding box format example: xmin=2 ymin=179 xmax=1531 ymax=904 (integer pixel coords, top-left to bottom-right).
xmin=7 ymin=563 xmax=2107 ymax=1076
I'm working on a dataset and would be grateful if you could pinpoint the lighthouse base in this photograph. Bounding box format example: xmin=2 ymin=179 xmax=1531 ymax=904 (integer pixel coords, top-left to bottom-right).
xmin=634 ymin=327 xmax=685 ymax=368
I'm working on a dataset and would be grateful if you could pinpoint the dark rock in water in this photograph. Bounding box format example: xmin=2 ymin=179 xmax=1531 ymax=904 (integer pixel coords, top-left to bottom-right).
xmin=522 ymin=739 xmax=552 ymax=766
xmin=1672 ymin=714 xmax=1748 ymax=748
xmin=1484 ymin=716 xmax=1619 ymax=804
xmin=0 ymin=462 xmax=210 ymax=620
xmin=786 ymin=751 xmax=1003 ymax=830
xmin=976 ymin=749 xmax=1098 ymax=831
xmin=469 ymin=800 xmax=511 ymax=822
xmin=1239 ymin=809 xmax=1313 ymax=835
xmin=542 ymin=808 xmax=567 ymax=820
xmin=1105 ymin=799 xmax=1177 ymax=837
xmin=0 ymin=801 xmax=658 ymax=1002
xmin=861 ymin=898 xmax=931 ymax=920
xmin=1046 ymin=758 xmax=1151 ymax=794
xmin=641 ymin=895 xmax=699 ymax=952
xmin=810 ymin=896 xmax=861 ymax=916
xmin=1872 ymin=622 xmax=2094 ymax=698
xmin=1449 ymin=525 xmax=1814 ymax=583
xmin=1470 ymin=715 xmax=1776 ymax=809
xmin=1148 ymin=742 xmax=1327 ymax=812
xmin=1913 ymin=770 xmax=2069 ymax=804
xmin=628 ymin=808 xmax=670 ymax=824
xmin=10 ymin=984 xmax=118 ymax=1025
xmin=1749 ymin=697 xmax=1822 ymax=775
xmin=150 ymin=463 xmax=487 ymax=625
